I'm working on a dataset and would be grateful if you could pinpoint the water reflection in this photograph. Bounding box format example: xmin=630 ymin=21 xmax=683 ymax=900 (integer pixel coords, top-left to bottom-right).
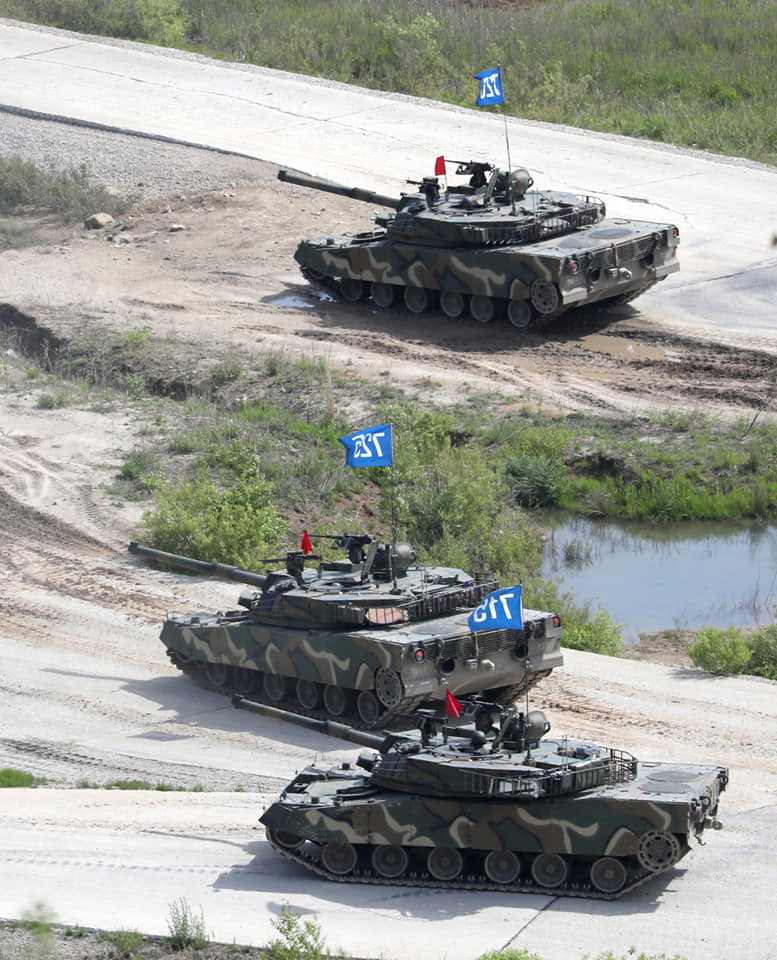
xmin=541 ymin=515 xmax=777 ymax=641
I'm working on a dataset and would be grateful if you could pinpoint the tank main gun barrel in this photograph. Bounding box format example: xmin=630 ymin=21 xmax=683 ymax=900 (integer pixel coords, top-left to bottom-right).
xmin=278 ymin=169 xmax=403 ymax=211
xmin=232 ymin=695 xmax=389 ymax=751
xmin=128 ymin=541 xmax=268 ymax=589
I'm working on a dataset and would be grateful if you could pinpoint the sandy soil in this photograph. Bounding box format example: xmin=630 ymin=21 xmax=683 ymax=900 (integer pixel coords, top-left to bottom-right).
xmin=2 ymin=148 xmax=777 ymax=957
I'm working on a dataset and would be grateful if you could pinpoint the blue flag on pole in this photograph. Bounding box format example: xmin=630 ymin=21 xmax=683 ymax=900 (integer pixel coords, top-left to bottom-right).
xmin=475 ymin=66 xmax=504 ymax=106
xmin=468 ymin=585 xmax=523 ymax=633
xmin=338 ymin=424 xmax=393 ymax=467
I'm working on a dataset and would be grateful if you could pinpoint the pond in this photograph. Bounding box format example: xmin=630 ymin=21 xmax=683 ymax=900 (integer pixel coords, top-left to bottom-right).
xmin=541 ymin=515 xmax=777 ymax=641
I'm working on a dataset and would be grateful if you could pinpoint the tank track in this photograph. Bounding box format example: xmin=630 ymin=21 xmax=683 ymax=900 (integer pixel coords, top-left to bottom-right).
xmin=166 ymin=650 xmax=425 ymax=730
xmin=266 ymin=832 xmax=669 ymax=901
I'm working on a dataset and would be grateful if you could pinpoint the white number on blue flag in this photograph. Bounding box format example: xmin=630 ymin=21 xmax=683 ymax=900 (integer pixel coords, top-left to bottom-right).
xmin=468 ymin=585 xmax=523 ymax=633
xmin=475 ymin=66 xmax=505 ymax=107
xmin=338 ymin=424 xmax=393 ymax=467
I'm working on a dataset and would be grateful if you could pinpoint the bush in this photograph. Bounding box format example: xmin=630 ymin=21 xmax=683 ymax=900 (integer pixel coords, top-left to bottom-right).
xmin=746 ymin=623 xmax=777 ymax=680
xmin=139 ymin=468 xmax=288 ymax=569
xmin=506 ymin=453 xmax=568 ymax=508
xmin=688 ymin=625 xmax=752 ymax=675
xmin=563 ymin=606 xmax=623 ymax=656
xmin=166 ymin=898 xmax=208 ymax=951
xmin=266 ymin=906 xmax=329 ymax=960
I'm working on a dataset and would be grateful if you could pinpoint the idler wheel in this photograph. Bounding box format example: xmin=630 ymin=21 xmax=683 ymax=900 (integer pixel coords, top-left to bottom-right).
xmin=374 ymin=668 xmax=403 ymax=709
xmin=340 ymin=278 xmax=364 ymax=302
xmin=440 ymin=290 xmax=466 ymax=318
xmin=470 ymin=295 xmax=496 ymax=323
xmin=636 ymin=830 xmax=682 ymax=872
xmin=232 ymin=667 xmax=257 ymax=695
xmin=590 ymin=856 xmax=627 ymax=893
xmin=427 ymin=847 xmax=463 ymax=881
xmin=403 ymin=286 xmax=430 ymax=314
xmin=267 ymin=829 xmax=303 ymax=850
xmin=204 ymin=662 xmax=229 ymax=689
xmin=484 ymin=850 xmax=521 ymax=884
xmin=372 ymin=845 xmax=408 ymax=879
xmin=296 ymin=678 xmax=322 ymax=710
xmin=263 ymin=672 xmax=287 ymax=703
xmin=530 ymin=279 xmax=560 ymax=315
xmin=323 ymin=684 xmax=351 ymax=717
xmin=507 ymin=299 xmax=534 ymax=329
xmin=371 ymin=282 xmax=395 ymax=309
xmin=356 ymin=691 xmax=382 ymax=726
xmin=531 ymin=852 xmax=568 ymax=888
xmin=321 ymin=842 xmax=357 ymax=876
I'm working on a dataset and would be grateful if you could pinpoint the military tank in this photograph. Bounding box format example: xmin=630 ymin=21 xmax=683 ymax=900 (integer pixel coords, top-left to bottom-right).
xmin=234 ymin=695 xmax=727 ymax=899
xmin=129 ymin=534 xmax=563 ymax=727
xmin=278 ymin=159 xmax=679 ymax=329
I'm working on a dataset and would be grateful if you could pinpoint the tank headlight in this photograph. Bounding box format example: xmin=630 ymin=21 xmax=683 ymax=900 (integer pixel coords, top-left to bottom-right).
xmin=568 ymin=259 xmax=580 ymax=274
xmin=414 ymin=648 xmax=425 ymax=663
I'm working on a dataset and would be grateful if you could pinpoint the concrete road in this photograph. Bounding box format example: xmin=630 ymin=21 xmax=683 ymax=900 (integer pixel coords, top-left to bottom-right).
xmin=1 ymin=18 xmax=776 ymax=350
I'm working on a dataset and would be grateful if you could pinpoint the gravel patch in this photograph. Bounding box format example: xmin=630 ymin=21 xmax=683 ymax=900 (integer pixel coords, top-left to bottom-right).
xmin=0 ymin=109 xmax=273 ymax=203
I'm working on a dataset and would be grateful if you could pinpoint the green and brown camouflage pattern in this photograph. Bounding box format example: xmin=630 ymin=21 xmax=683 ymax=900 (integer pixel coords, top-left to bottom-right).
xmin=278 ymin=160 xmax=679 ymax=328
xmin=235 ymin=698 xmax=727 ymax=899
xmin=130 ymin=536 xmax=563 ymax=728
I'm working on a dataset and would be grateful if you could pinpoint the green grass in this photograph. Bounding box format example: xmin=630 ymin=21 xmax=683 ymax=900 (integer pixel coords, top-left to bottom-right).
xmin=2 ymin=0 xmax=775 ymax=164
xmin=0 ymin=768 xmax=46 ymax=787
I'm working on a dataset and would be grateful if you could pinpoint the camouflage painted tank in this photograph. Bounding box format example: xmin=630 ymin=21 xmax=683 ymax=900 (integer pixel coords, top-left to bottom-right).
xmin=278 ymin=160 xmax=679 ymax=329
xmin=129 ymin=535 xmax=563 ymax=727
xmin=234 ymin=696 xmax=727 ymax=899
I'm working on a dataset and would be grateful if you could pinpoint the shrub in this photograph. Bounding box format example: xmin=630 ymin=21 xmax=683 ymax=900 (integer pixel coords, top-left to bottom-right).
xmin=688 ymin=625 xmax=752 ymax=675
xmin=562 ymin=606 xmax=623 ymax=656
xmin=166 ymin=898 xmax=208 ymax=951
xmin=506 ymin=453 xmax=568 ymax=508
xmin=266 ymin=906 xmax=329 ymax=960
xmin=139 ymin=469 xmax=288 ymax=568
xmin=102 ymin=928 xmax=145 ymax=958
xmin=746 ymin=624 xmax=777 ymax=680
xmin=0 ymin=768 xmax=41 ymax=787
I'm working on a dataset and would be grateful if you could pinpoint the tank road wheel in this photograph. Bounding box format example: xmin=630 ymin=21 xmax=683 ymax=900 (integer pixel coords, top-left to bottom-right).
xmin=321 ymin=842 xmax=358 ymax=876
xmin=356 ymin=690 xmax=382 ymax=726
xmin=263 ymin=672 xmax=287 ymax=703
xmin=371 ymin=282 xmax=395 ymax=309
xmin=296 ymin=678 xmax=322 ymax=710
xmin=204 ymin=661 xmax=229 ymax=689
xmin=232 ymin=667 xmax=257 ymax=695
xmin=470 ymin=295 xmax=497 ymax=324
xmin=372 ymin=844 xmax=408 ymax=879
xmin=267 ymin=829 xmax=304 ymax=850
xmin=590 ymin=856 xmax=628 ymax=894
xmin=427 ymin=847 xmax=463 ymax=882
xmin=484 ymin=850 xmax=521 ymax=884
xmin=323 ymin=684 xmax=351 ymax=717
xmin=403 ymin=286 xmax=430 ymax=314
xmin=440 ymin=290 xmax=466 ymax=318
xmin=374 ymin=667 xmax=403 ymax=709
xmin=507 ymin=299 xmax=534 ymax=329
xmin=636 ymin=831 xmax=682 ymax=872
xmin=531 ymin=852 xmax=569 ymax=889
xmin=340 ymin=278 xmax=364 ymax=302
xmin=530 ymin=279 xmax=560 ymax=315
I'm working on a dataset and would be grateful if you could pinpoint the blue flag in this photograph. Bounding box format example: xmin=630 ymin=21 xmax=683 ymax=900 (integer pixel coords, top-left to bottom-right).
xmin=468 ymin=585 xmax=523 ymax=633
xmin=338 ymin=424 xmax=393 ymax=468
xmin=475 ymin=66 xmax=504 ymax=107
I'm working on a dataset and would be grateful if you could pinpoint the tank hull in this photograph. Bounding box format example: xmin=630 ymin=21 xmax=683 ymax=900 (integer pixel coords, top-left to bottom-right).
xmin=260 ymin=752 xmax=727 ymax=898
xmin=294 ymin=217 xmax=678 ymax=326
xmin=161 ymin=607 xmax=563 ymax=725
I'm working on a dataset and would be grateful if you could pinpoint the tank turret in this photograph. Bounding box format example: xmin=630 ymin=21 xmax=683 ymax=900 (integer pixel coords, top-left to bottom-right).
xmin=130 ymin=533 xmax=563 ymax=727
xmin=233 ymin=696 xmax=728 ymax=898
xmin=278 ymin=159 xmax=679 ymax=328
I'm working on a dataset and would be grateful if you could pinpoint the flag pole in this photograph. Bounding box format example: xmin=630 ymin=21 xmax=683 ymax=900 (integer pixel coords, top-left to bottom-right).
xmin=498 ymin=62 xmax=516 ymax=213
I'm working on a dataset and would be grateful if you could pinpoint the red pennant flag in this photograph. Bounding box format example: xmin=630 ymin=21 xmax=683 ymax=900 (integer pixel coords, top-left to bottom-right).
xmin=434 ymin=155 xmax=446 ymax=176
xmin=445 ymin=689 xmax=462 ymax=718
xmin=301 ymin=530 xmax=313 ymax=555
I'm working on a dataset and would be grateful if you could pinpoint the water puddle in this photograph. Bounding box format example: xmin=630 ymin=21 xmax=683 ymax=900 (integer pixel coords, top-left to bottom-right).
xmin=541 ymin=514 xmax=777 ymax=640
